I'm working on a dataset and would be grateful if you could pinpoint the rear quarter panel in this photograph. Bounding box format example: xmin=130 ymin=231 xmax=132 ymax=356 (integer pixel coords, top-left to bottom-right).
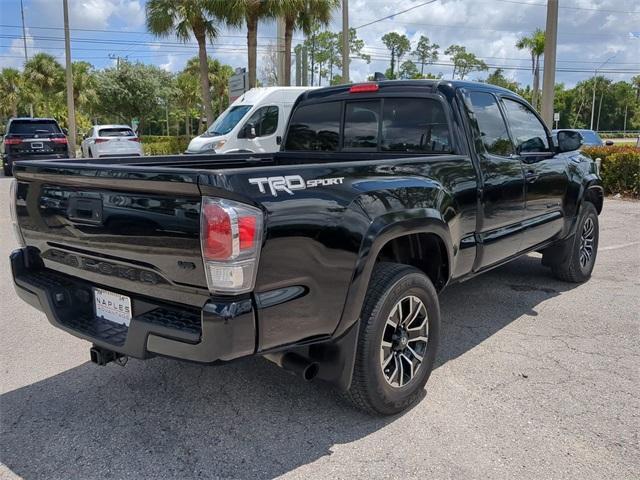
xmin=201 ymin=154 xmax=478 ymax=351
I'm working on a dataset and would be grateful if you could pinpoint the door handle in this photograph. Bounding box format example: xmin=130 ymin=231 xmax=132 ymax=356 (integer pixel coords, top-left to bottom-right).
xmin=525 ymin=170 xmax=539 ymax=183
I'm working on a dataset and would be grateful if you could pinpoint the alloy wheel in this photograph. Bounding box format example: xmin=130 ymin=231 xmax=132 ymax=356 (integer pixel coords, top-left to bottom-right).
xmin=380 ymin=295 xmax=429 ymax=388
xmin=579 ymin=217 xmax=595 ymax=268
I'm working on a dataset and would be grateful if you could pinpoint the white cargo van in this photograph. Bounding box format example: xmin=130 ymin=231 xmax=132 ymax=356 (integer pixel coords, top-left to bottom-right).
xmin=186 ymin=86 xmax=314 ymax=154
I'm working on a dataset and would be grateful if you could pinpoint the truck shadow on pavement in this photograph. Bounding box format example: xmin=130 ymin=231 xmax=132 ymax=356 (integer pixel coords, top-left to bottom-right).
xmin=1 ymin=254 xmax=578 ymax=479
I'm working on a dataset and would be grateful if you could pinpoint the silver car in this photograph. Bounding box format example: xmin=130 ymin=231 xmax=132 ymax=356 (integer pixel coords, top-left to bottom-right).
xmin=81 ymin=125 xmax=143 ymax=158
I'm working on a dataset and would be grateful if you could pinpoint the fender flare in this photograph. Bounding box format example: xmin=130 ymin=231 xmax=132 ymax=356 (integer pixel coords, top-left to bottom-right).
xmin=334 ymin=208 xmax=453 ymax=339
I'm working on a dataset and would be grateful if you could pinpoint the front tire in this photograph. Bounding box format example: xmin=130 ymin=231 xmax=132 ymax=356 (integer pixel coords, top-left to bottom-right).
xmin=345 ymin=262 xmax=440 ymax=415
xmin=547 ymin=202 xmax=599 ymax=282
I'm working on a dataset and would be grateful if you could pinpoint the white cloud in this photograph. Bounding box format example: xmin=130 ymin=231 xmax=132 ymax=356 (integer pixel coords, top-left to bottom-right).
xmin=0 ymin=30 xmax=37 ymax=69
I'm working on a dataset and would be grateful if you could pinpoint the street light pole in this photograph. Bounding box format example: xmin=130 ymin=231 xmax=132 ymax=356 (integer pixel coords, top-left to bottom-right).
xmin=63 ymin=0 xmax=76 ymax=158
xmin=342 ymin=0 xmax=350 ymax=83
xmin=590 ymin=54 xmax=616 ymax=130
xmin=540 ymin=0 xmax=558 ymax=127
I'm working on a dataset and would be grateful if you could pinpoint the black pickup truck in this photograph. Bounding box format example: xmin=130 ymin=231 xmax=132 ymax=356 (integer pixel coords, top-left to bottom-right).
xmin=10 ymin=80 xmax=603 ymax=415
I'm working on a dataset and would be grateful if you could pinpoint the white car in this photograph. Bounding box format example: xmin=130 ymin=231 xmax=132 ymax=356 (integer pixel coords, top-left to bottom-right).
xmin=186 ymin=86 xmax=315 ymax=154
xmin=81 ymin=125 xmax=143 ymax=158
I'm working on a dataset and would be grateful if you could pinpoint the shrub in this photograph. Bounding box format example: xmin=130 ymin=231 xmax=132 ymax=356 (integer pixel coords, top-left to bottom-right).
xmin=583 ymin=146 xmax=640 ymax=198
xmin=141 ymin=135 xmax=190 ymax=156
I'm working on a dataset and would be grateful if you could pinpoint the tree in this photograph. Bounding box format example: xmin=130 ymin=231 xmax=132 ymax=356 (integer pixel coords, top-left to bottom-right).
xmin=484 ymin=68 xmax=519 ymax=92
xmin=381 ymin=32 xmax=411 ymax=79
xmin=185 ymin=56 xmax=233 ymax=115
xmin=234 ymin=0 xmax=278 ymax=89
xmin=175 ymin=71 xmax=200 ymax=136
xmin=516 ymin=28 xmax=545 ymax=110
xmin=281 ymin=0 xmax=338 ymax=86
xmin=412 ymin=35 xmax=439 ymax=75
xmin=72 ymin=62 xmax=98 ymax=116
xmin=95 ymin=61 xmax=172 ymax=135
xmin=444 ymin=45 xmax=488 ymax=80
xmin=0 ymin=68 xmax=23 ymax=117
xmin=398 ymin=60 xmax=419 ymax=79
xmin=146 ymin=0 xmax=233 ymax=126
xmin=23 ymin=53 xmax=64 ymax=116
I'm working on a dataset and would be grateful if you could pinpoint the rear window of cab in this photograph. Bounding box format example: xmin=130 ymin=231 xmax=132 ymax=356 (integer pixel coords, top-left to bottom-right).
xmin=284 ymin=97 xmax=452 ymax=153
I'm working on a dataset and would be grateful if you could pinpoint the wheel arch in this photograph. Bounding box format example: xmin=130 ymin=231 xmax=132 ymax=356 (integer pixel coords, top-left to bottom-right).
xmin=334 ymin=210 xmax=453 ymax=340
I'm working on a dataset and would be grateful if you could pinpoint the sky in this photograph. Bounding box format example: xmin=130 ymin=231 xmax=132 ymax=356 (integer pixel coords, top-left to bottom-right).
xmin=0 ymin=0 xmax=638 ymax=88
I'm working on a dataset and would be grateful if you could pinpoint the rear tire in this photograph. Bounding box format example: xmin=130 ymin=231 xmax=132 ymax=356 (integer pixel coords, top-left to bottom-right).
xmin=547 ymin=202 xmax=599 ymax=283
xmin=345 ymin=262 xmax=440 ymax=415
xmin=3 ymin=162 xmax=12 ymax=177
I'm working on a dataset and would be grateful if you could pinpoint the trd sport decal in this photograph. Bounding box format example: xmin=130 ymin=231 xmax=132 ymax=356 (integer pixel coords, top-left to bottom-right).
xmin=249 ymin=175 xmax=345 ymax=196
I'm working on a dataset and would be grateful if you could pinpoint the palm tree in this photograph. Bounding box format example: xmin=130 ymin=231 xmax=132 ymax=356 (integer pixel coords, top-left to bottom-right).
xmin=23 ymin=53 xmax=64 ymax=116
xmin=72 ymin=61 xmax=98 ymax=116
xmin=0 ymin=68 xmax=23 ymax=117
xmin=146 ymin=0 xmax=236 ymax=126
xmin=236 ymin=0 xmax=279 ymax=88
xmin=516 ymin=29 xmax=545 ymax=110
xmin=281 ymin=0 xmax=337 ymax=86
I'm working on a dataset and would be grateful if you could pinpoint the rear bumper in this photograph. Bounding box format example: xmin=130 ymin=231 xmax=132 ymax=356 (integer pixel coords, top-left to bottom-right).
xmin=10 ymin=248 xmax=256 ymax=363
xmin=5 ymin=153 xmax=68 ymax=164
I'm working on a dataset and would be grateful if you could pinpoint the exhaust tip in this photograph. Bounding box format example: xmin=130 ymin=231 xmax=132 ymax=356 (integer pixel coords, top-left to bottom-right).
xmin=303 ymin=362 xmax=320 ymax=381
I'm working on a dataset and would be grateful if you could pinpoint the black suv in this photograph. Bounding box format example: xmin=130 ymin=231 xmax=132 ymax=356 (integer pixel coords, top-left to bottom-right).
xmin=1 ymin=117 xmax=69 ymax=176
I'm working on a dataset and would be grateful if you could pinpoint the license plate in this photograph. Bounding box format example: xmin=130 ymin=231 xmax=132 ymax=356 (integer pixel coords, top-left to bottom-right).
xmin=94 ymin=288 xmax=132 ymax=326
xmin=31 ymin=142 xmax=43 ymax=149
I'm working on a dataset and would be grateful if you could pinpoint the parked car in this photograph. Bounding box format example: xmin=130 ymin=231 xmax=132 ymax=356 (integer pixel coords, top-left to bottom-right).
xmin=81 ymin=125 xmax=143 ymax=158
xmin=10 ymin=80 xmax=603 ymax=415
xmin=552 ymin=128 xmax=613 ymax=147
xmin=186 ymin=86 xmax=314 ymax=154
xmin=1 ymin=117 xmax=68 ymax=176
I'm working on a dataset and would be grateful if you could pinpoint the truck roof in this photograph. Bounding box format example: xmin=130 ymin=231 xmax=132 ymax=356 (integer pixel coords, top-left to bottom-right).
xmin=299 ymin=79 xmax=517 ymax=102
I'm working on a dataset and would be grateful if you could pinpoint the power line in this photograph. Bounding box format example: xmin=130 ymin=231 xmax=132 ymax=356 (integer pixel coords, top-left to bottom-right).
xmin=0 ymin=24 xmax=305 ymax=42
xmin=491 ymin=0 xmax=640 ymax=14
xmin=354 ymin=0 xmax=439 ymax=29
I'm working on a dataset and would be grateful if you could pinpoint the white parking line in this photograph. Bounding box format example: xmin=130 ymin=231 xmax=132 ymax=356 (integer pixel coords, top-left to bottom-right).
xmin=600 ymin=241 xmax=640 ymax=251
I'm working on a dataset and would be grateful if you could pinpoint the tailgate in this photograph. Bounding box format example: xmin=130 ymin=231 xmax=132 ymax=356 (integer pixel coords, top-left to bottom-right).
xmin=13 ymin=162 xmax=209 ymax=307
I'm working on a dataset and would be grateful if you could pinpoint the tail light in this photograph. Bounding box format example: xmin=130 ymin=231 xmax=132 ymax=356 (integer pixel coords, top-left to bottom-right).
xmin=10 ymin=179 xmax=26 ymax=247
xmin=4 ymin=138 xmax=22 ymax=145
xmin=51 ymin=137 xmax=67 ymax=144
xmin=95 ymin=138 xmax=109 ymax=144
xmin=128 ymin=137 xmax=140 ymax=142
xmin=200 ymin=197 xmax=263 ymax=294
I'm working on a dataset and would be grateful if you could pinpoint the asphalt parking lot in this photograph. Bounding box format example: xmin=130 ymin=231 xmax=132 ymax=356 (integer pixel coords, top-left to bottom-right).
xmin=0 ymin=175 xmax=638 ymax=480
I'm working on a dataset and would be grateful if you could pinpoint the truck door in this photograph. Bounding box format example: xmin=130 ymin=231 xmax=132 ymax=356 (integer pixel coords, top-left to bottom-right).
xmin=464 ymin=90 xmax=525 ymax=269
xmin=500 ymin=97 xmax=568 ymax=250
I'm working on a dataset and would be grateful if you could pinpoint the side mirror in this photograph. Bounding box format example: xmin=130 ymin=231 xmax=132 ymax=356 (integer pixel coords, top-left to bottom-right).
xmin=556 ymin=130 xmax=583 ymax=153
xmin=604 ymin=140 xmax=614 ymax=146
xmin=244 ymin=123 xmax=257 ymax=139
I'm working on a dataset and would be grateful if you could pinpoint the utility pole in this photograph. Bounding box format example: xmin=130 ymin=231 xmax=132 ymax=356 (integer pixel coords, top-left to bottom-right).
xmin=590 ymin=54 xmax=616 ymax=130
xmin=540 ymin=0 xmax=558 ymax=127
xmin=20 ymin=0 xmax=33 ymax=117
xmin=341 ymin=0 xmax=350 ymax=83
xmin=63 ymin=0 xmax=76 ymax=158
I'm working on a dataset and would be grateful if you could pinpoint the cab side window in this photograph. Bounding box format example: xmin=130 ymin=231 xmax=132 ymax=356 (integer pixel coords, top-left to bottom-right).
xmin=502 ymin=98 xmax=549 ymax=153
xmin=466 ymin=91 xmax=513 ymax=157
xmin=381 ymin=98 xmax=451 ymax=153
xmin=239 ymin=106 xmax=279 ymax=138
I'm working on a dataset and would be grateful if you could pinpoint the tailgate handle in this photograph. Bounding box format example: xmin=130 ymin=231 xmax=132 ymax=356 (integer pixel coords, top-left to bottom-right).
xmin=68 ymin=197 xmax=103 ymax=224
